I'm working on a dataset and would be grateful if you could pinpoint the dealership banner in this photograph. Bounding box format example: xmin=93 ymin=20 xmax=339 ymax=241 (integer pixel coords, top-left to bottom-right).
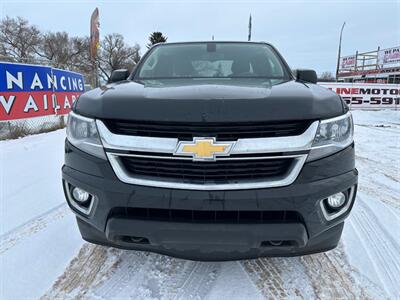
xmin=339 ymin=55 xmax=356 ymax=71
xmin=0 ymin=62 xmax=85 ymax=121
xmin=320 ymin=82 xmax=400 ymax=110
xmin=377 ymin=46 xmax=400 ymax=68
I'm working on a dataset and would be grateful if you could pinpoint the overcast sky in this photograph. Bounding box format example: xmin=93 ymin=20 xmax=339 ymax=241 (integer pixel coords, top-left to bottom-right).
xmin=1 ymin=0 xmax=399 ymax=74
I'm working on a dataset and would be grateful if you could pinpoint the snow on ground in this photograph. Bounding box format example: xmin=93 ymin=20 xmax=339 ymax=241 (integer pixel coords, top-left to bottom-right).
xmin=0 ymin=130 xmax=84 ymax=298
xmin=0 ymin=130 xmax=66 ymax=235
xmin=343 ymin=110 xmax=400 ymax=298
xmin=0 ymin=110 xmax=399 ymax=299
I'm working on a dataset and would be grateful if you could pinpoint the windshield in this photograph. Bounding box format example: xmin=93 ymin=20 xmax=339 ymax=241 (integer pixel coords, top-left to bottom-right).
xmin=135 ymin=42 xmax=290 ymax=80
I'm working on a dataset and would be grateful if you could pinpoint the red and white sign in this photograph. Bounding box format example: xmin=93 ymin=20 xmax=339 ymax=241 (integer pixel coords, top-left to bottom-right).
xmin=0 ymin=62 xmax=85 ymax=121
xmin=378 ymin=46 xmax=400 ymax=68
xmin=320 ymin=82 xmax=400 ymax=110
xmin=339 ymin=55 xmax=356 ymax=71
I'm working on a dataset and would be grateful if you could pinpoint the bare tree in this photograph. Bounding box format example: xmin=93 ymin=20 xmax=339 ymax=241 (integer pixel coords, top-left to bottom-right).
xmin=0 ymin=16 xmax=141 ymax=86
xmin=132 ymin=43 xmax=141 ymax=64
xmin=319 ymin=71 xmax=336 ymax=82
xmin=0 ymin=16 xmax=41 ymax=61
xmin=69 ymin=36 xmax=98 ymax=85
xmin=98 ymin=33 xmax=141 ymax=82
xmin=36 ymin=32 xmax=91 ymax=71
xmin=37 ymin=31 xmax=70 ymax=68
xmin=0 ymin=40 xmax=7 ymax=57
xmin=70 ymin=36 xmax=92 ymax=71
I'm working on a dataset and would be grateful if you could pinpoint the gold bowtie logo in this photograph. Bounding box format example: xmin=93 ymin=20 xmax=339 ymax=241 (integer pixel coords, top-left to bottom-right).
xmin=175 ymin=138 xmax=235 ymax=161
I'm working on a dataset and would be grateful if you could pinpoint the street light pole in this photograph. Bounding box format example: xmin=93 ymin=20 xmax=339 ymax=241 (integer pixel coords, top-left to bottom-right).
xmin=336 ymin=22 xmax=346 ymax=81
xmin=248 ymin=14 xmax=252 ymax=41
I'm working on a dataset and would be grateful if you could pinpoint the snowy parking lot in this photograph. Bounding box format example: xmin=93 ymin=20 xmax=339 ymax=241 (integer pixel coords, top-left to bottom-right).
xmin=1 ymin=110 xmax=399 ymax=299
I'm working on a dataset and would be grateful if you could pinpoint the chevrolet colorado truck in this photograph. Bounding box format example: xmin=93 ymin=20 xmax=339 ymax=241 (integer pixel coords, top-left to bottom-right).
xmin=62 ymin=41 xmax=357 ymax=261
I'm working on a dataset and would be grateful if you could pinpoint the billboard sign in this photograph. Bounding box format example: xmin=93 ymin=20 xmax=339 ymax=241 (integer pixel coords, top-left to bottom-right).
xmin=320 ymin=82 xmax=400 ymax=110
xmin=0 ymin=62 xmax=85 ymax=121
xmin=339 ymin=55 xmax=356 ymax=71
xmin=377 ymin=46 xmax=400 ymax=68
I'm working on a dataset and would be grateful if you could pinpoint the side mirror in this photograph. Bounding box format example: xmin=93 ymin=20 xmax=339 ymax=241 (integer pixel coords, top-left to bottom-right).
xmin=109 ymin=69 xmax=130 ymax=83
xmin=294 ymin=69 xmax=318 ymax=84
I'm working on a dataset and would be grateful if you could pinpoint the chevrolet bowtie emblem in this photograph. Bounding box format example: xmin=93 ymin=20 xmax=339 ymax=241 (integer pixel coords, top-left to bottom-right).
xmin=174 ymin=138 xmax=236 ymax=161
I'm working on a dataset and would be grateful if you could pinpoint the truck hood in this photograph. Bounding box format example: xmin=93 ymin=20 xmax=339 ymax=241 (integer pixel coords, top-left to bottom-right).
xmin=75 ymin=79 xmax=344 ymax=122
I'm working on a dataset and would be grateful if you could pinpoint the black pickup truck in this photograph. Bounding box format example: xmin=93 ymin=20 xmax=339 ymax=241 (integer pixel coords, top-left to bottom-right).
xmin=62 ymin=41 xmax=357 ymax=261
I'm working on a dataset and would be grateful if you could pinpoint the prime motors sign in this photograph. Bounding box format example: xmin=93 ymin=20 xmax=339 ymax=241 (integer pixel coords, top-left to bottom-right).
xmin=320 ymin=83 xmax=400 ymax=110
xmin=0 ymin=62 xmax=85 ymax=121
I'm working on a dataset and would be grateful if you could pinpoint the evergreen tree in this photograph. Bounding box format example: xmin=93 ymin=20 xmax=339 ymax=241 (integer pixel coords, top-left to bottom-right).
xmin=147 ymin=32 xmax=167 ymax=49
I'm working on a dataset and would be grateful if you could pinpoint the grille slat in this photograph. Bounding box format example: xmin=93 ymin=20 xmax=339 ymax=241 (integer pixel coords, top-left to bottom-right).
xmin=122 ymin=159 xmax=287 ymax=170
xmin=104 ymin=120 xmax=312 ymax=140
xmin=129 ymin=169 xmax=285 ymax=179
xmin=110 ymin=207 xmax=304 ymax=224
xmin=119 ymin=156 xmax=293 ymax=183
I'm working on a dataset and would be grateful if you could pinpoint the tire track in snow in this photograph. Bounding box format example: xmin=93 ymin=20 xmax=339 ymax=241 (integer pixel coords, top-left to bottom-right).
xmin=91 ymin=254 xmax=221 ymax=299
xmin=88 ymin=250 xmax=154 ymax=299
xmin=41 ymin=244 xmax=126 ymax=299
xmin=298 ymin=247 xmax=376 ymax=299
xmin=0 ymin=203 xmax=68 ymax=254
xmin=174 ymin=261 xmax=220 ymax=300
xmin=358 ymin=184 xmax=400 ymax=210
xmin=349 ymin=198 xmax=400 ymax=297
xmin=241 ymin=258 xmax=289 ymax=299
xmin=356 ymin=154 xmax=399 ymax=185
xmin=42 ymin=244 xmax=221 ymax=299
xmin=242 ymin=246 xmax=376 ymax=299
xmin=300 ymin=250 xmax=360 ymax=299
xmin=90 ymin=252 xmax=185 ymax=299
xmin=356 ymin=155 xmax=400 ymax=209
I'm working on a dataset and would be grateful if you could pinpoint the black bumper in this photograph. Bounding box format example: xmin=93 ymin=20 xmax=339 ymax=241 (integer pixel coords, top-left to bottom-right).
xmin=62 ymin=141 xmax=358 ymax=261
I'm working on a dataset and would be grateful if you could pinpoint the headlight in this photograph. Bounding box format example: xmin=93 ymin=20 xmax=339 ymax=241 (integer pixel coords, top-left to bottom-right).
xmin=308 ymin=111 xmax=353 ymax=161
xmin=66 ymin=111 xmax=106 ymax=159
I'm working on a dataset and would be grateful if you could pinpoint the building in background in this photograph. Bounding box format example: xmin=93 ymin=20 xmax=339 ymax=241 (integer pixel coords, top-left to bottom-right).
xmin=337 ymin=46 xmax=400 ymax=84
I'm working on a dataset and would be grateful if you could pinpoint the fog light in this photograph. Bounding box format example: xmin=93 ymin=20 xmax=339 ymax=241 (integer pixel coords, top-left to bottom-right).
xmin=72 ymin=187 xmax=90 ymax=203
xmin=327 ymin=192 xmax=346 ymax=208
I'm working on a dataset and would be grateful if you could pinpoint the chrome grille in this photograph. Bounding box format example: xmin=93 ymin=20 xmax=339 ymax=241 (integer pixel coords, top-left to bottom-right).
xmin=97 ymin=120 xmax=319 ymax=190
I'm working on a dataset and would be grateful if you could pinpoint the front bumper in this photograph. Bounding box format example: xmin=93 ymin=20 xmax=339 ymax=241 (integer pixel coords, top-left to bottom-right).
xmin=62 ymin=140 xmax=358 ymax=261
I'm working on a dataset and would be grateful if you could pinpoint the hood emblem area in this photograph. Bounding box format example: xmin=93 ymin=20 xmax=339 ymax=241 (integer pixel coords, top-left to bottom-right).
xmin=174 ymin=137 xmax=236 ymax=161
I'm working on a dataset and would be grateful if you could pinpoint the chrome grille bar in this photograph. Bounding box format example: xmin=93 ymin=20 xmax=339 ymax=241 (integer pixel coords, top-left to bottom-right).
xmin=107 ymin=153 xmax=307 ymax=190
xmin=97 ymin=120 xmax=319 ymax=154
xmin=96 ymin=120 xmax=319 ymax=190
